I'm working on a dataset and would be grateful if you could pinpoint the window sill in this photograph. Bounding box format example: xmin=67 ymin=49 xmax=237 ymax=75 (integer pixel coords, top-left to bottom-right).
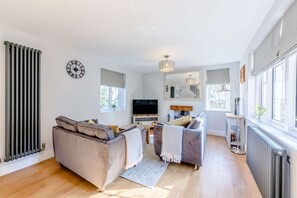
xmin=204 ymin=108 xmax=231 ymax=113
xmin=100 ymin=108 xmax=125 ymax=113
xmin=267 ymin=119 xmax=285 ymax=130
xmin=246 ymin=117 xmax=297 ymax=142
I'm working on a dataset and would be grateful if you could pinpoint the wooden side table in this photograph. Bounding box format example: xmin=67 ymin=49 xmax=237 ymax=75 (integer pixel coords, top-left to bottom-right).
xmin=145 ymin=125 xmax=154 ymax=144
xmin=118 ymin=123 xmax=137 ymax=131
xmin=225 ymin=113 xmax=245 ymax=154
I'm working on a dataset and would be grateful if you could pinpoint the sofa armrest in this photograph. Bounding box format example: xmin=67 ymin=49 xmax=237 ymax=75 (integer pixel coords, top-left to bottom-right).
xmin=182 ymin=128 xmax=203 ymax=166
xmin=104 ymin=135 xmax=126 ymax=188
xmin=53 ymin=127 xmax=126 ymax=190
xmin=137 ymin=126 xmax=147 ymax=151
xmin=153 ymin=125 xmax=163 ymax=156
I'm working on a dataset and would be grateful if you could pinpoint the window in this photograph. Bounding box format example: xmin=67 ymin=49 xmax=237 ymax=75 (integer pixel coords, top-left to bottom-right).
xmin=260 ymin=71 xmax=268 ymax=108
xmin=272 ymin=62 xmax=286 ymax=122
xmin=206 ymin=68 xmax=231 ymax=111
xmin=100 ymin=86 xmax=125 ymax=110
xmin=206 ymin=84 xmax=230 ymax=110
xmin=100 ymin=69 xmax=126 ymax=112
xmin=256 ymin=51 xmax=297 ymax=131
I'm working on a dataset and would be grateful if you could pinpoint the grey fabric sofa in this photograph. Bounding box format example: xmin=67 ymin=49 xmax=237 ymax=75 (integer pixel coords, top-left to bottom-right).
xmin=53 ymin=118 xmax=146 ymax=191
xmin=154 ymin=113 xmax=207 ymax=169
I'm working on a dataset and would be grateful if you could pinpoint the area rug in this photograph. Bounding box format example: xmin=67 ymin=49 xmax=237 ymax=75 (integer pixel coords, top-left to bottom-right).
xmin=120 ymin=145 xmax=169 ymax=188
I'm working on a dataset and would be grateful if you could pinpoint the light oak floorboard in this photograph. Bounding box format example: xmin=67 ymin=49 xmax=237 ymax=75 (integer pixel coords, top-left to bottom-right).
xmin=0 ymin=135 xmax=262 ymax=198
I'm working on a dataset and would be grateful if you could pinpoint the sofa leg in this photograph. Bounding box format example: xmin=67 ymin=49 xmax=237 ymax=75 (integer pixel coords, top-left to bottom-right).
xmin=59 ymin=163 xmax=65 ymax=168
xmin=194 ymin=165 xmax=199 ymax=170
xmin=97 ymin=186 xmax=105 ymax=192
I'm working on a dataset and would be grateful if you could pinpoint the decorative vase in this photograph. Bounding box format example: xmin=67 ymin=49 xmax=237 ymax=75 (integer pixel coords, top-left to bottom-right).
xmin=257 ymin=116 xmax=262 ymax=123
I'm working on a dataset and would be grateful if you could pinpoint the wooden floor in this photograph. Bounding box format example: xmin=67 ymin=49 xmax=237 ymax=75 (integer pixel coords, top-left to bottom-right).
xmin=0 ymin=136 xmax=262 ymax=198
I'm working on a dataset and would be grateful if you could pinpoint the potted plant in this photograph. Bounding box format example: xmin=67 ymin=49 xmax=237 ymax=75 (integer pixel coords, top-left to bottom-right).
xmin=255 ymin=105 xmax=267 ymax=123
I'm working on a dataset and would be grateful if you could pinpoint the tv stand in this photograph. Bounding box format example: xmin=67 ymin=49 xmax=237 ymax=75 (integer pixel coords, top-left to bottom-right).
xmin=132 ymin=115 xmax=159 ymax=127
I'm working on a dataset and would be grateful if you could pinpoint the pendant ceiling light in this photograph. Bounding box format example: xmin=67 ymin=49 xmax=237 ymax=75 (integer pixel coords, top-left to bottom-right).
xmin=159 ymin=55 xmax=175 ymax=72
xmin=186 ymin=75 xmax=195 ymax=84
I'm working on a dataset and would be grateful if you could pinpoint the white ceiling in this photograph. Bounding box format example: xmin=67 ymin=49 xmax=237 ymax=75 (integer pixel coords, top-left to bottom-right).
xmin=0 ymin=0 xmax=275 ymax=73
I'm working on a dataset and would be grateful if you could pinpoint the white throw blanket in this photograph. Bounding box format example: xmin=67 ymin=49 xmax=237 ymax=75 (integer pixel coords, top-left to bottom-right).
xmin=161 ymin=124 xmax=183 ymax=163
xmin=122 ymin=128 xmax=143 ymax=169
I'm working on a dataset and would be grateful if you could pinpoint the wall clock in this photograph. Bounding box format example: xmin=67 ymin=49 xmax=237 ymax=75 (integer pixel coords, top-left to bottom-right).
xmin=66 ymin=60 xmax=85 ymax=79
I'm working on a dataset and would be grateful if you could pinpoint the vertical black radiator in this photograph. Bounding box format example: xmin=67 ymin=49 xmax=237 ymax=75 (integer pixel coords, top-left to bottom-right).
xmin=4 ymin=41 xmax=41 ymax=162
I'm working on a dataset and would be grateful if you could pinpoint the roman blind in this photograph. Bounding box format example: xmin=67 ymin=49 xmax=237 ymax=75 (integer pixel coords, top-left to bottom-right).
xmin=206 ymin=68 xmax=230 ymax=85
xmin=279 ymin=1 xmax=297 ymax=57
xmin=253 ymin=0 xmax=297 ymax=76
xmin=253 ymin=20 xmax=282 ymax=76
xmin=101 ymin=68 xmax=125 ymax=88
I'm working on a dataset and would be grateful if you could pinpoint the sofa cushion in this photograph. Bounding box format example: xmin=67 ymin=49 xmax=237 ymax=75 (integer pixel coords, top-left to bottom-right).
xmin=56 ymin=116 xmax=78 ymax=132
xmin=187 ymin=119 xmax=201 ymax=129
xmin=83 ymin=119 xmax=98 ymax=124
xmin=167 ymin=115 xmax=192 ymax=126
xmin=88 ymin=119 xmax=95 ymax=124
xmin=108 ymin=125 xmax=120 ymax=134
xmin=197 ymin=112 xmax=206 ymax=119
xmin=77 ymin=122 xmax=115 ymax=140
xmin=196 ymin=117 xmax=205 ymax=127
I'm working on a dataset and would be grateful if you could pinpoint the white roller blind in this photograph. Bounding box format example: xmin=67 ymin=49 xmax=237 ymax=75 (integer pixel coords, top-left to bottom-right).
xmin=253 ymin=20 xmax=282 ymax=76
xmin=206 ymin=68 xmax=230 ymax=85
xmin=101 ymin=68 xmax=125 ymax=88
xmin=280 ymin=1 xmax=297 ymax=56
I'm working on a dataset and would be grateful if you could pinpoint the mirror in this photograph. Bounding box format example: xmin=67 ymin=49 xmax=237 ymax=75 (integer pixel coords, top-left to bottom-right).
xmin=164 ymin=70 xmax=202 ymax=100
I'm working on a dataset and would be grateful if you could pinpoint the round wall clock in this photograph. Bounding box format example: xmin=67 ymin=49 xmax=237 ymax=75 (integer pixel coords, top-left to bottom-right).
xmin=66 ymin=60 xmax=85 ymax=79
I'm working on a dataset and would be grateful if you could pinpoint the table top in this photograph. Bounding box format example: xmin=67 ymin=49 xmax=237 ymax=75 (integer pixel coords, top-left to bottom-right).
xmin=225 ymin=113 xmax=244 ymax=119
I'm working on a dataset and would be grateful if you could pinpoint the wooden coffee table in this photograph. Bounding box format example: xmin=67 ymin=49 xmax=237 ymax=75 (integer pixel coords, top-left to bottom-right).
xmin=119 ymin=124 xmax=154 ymax=144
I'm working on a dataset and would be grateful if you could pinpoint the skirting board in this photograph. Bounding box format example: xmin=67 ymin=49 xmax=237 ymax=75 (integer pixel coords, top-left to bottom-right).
xmin=207 ymin=129 xmax=225 ymax=137
xmin=0 ymin=149 xmax=54 ymax=177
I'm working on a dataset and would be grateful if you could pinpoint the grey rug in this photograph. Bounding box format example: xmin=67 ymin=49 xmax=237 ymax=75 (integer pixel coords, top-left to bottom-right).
xmin=120 ymin=145 xmax=169 ymax=188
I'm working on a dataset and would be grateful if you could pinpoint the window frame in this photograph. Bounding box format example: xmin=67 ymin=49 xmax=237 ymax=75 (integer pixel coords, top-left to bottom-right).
xmin=205 ymin=83 xmax=231 ymax=112
xmin=271 ymin=61 xmax=286 ymax=123
xmin=260 ymin=71 xmax=268 ymax=108
xmin=100 ymin=68 xmax=126 ymax=113
xmin=255 ymin=50 xmax=297 ymax=134
xmin=295 ymin=61 xmax=297 ymax=130
xmin=100 ymin=85 xmax=126 ymax=112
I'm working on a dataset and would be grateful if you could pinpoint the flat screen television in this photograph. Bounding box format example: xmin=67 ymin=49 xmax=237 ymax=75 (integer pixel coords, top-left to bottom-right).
xmin=133 ymin=99 xmax=158 ymax=115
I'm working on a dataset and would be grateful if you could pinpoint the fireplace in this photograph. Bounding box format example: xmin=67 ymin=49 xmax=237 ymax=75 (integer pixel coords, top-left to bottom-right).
xmin=169 ymin=105 xmax=193 ymax=120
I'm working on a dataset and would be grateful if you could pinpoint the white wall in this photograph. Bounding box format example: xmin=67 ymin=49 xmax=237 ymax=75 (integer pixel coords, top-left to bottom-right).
xmin=239 ymin=52 xmax=255 ymax=119
xmin=0 ymin=25 xmax=143 ymax=175
xmin=143 ymin=62 xmax=240 ymax=136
